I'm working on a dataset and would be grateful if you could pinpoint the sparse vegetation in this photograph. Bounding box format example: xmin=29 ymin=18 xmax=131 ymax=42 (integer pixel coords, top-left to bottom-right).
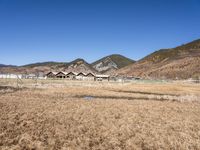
xmin=107 ymin=54 xmax=135 ymax=68
xmin=118 ymin=39 xmax=200 ymax=79
xmin=143 ymin=39 xmax=200 ymax=63
xmin=0 ymin=79 xmax=200 ymax=149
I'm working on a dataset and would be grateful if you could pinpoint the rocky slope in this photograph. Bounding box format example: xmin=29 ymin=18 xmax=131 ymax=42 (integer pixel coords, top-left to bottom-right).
xmin=92 ymin=54 xmax=135 ymax=74
xmin=62 ymin=59 xmax=98 ymax=73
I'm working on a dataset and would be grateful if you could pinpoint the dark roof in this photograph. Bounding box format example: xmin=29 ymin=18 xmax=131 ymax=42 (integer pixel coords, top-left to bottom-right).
xmin=86 ymin=72 xmax=95 ymax=77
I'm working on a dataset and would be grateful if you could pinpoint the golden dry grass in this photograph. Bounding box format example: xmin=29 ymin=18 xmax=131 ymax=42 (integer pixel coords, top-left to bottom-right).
xmin=0 ymin=79 xmax=200 ymax=150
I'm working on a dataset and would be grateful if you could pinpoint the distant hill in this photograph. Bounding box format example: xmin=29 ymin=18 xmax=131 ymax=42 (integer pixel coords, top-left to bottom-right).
xmin=0 ymin=64 xmax=16 ymax=68
xmin=92 ymin=54 xmax=135 ymax=74
xmin=0 ymin=55 xmax=134 ymax=74
xmin=117 ymin=39 xmax=200 ymax=79
xmin=0 ymin=59 xmax=97 ymax=74
xmin=0 ymin=64 xmax=6 ymax=67
xmin=22 ymin=61 xmax=66 ymax=68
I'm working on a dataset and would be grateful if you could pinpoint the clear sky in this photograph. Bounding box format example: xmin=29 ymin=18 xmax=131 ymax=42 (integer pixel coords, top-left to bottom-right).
xmin=0 ymin=0 xmax=200 ymax=65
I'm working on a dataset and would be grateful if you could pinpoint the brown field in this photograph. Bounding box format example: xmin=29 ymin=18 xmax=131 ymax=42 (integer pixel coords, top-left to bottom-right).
xmin=0 ymin=79 xmax=200 ymax=150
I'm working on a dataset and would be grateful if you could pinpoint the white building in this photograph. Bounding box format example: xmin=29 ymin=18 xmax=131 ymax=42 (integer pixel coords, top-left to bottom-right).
xmin=0 ymin=74 xmax=23 ymax=79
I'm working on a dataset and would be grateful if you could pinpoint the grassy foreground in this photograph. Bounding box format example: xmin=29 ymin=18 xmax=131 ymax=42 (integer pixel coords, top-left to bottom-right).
xmin=0 ymin=79 xmax=200 ymax=149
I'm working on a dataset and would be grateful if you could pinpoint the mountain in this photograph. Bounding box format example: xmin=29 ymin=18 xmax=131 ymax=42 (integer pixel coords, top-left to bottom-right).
xmin=0 ymin=64 xmax=16 ymax=67
xmin=117 ymin=39 xmax=200 ymax=79
xmin=0 ymin=61 xmax=65 ymax=74
xmin=0 ymin=59 xmax=97 ymax=74
xmin=62 ymin=58 xmax=98 ymax=73
xmin=22 ymin=61 xmax=66 ymax=68
xmin=0 ymin=55 xmax=134 ymax=74
xmin=0 ymin=64 xmax=7 ymax=68
xmin=0 ymin=64 xmax=6 ymax=67
xmin=92 ymin=54 xmax=135 ymax=74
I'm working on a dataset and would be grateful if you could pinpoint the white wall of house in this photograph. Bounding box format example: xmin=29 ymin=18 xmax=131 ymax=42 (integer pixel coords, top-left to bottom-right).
xmin=76 ymin=76 xmax=94 ymax=81
xmin=0 ymin=74 xmax=46 ymax=79
xmin=0 ymin=74 xmax=22 ymax=79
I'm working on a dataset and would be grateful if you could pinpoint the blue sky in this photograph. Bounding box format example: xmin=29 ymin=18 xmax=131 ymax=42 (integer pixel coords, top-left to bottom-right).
xmin=0 ymin=0 xmax=200 ymax=65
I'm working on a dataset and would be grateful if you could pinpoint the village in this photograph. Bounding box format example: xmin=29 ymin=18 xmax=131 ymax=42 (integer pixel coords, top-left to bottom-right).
xmin=46 ymin=71 xmax=110 ymax=81
xmin=0 ymin=71 xmax=141 ymax=82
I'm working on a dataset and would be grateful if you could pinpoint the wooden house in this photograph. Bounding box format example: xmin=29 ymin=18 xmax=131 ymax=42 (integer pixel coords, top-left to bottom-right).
xmin=56 ymin=72 xmax=67 ymax=79
xmin=76 ymin=72 xmax=87 ymax=80
xmin=66 ymin=72 xmax=77 ymax=80
xmin=46 ymin=72 xmax=58 ymax=78
xmin=85 ymin=72 xmax=95 ymax=81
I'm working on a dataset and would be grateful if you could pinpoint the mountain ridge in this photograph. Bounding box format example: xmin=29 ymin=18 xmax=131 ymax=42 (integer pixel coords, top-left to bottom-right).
xmin=0 ymin=64 xmax=17 ymax=67
xmin=117 ymin=39 xmax=200 ymax=79
xmin=0 ymin=54 xmax=134 ymax=74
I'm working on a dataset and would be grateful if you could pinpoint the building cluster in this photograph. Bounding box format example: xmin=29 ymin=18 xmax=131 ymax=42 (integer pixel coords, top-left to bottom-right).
xmin=0 ymin=72 xmax=139 ymax=82
xmin=46 ymin=71 xmax=110 ymax=81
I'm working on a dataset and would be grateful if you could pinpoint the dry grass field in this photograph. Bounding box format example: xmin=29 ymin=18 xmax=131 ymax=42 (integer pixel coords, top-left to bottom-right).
xmin=0 ymin=79 xmax=200 ymax=150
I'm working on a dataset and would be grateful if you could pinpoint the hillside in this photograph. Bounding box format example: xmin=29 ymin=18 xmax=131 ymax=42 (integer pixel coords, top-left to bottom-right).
xmin=0 ymin=59 xmax=97 ymax=74
xmin=92 ymin=54 xmax=135 ymax=74
xmin=62 ymin=58 xmax=98 ymax=73
xmin=0 ymin=64 xmax=7 ymax=67
xmin=117 ymin=39 xmax=200 ymax=79
xmin=20 ymin=59 xmax=97 ymax=74
xmin=22 ymin=62 xmax=66 ymax=68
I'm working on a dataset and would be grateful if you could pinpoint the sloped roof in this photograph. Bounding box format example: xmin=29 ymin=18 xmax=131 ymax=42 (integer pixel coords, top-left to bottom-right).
xmin=46 ymin=71 xmax=58 ymax=75
xmin=67 ymin=72 xmax=78 ymax=75
xmin=95 ymin=74 xmax=110 ymax=78
xmin=86 ymin=72 xmax=95 ymax=77
xmin=77 ymin=72 xmax=87 ymax=76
